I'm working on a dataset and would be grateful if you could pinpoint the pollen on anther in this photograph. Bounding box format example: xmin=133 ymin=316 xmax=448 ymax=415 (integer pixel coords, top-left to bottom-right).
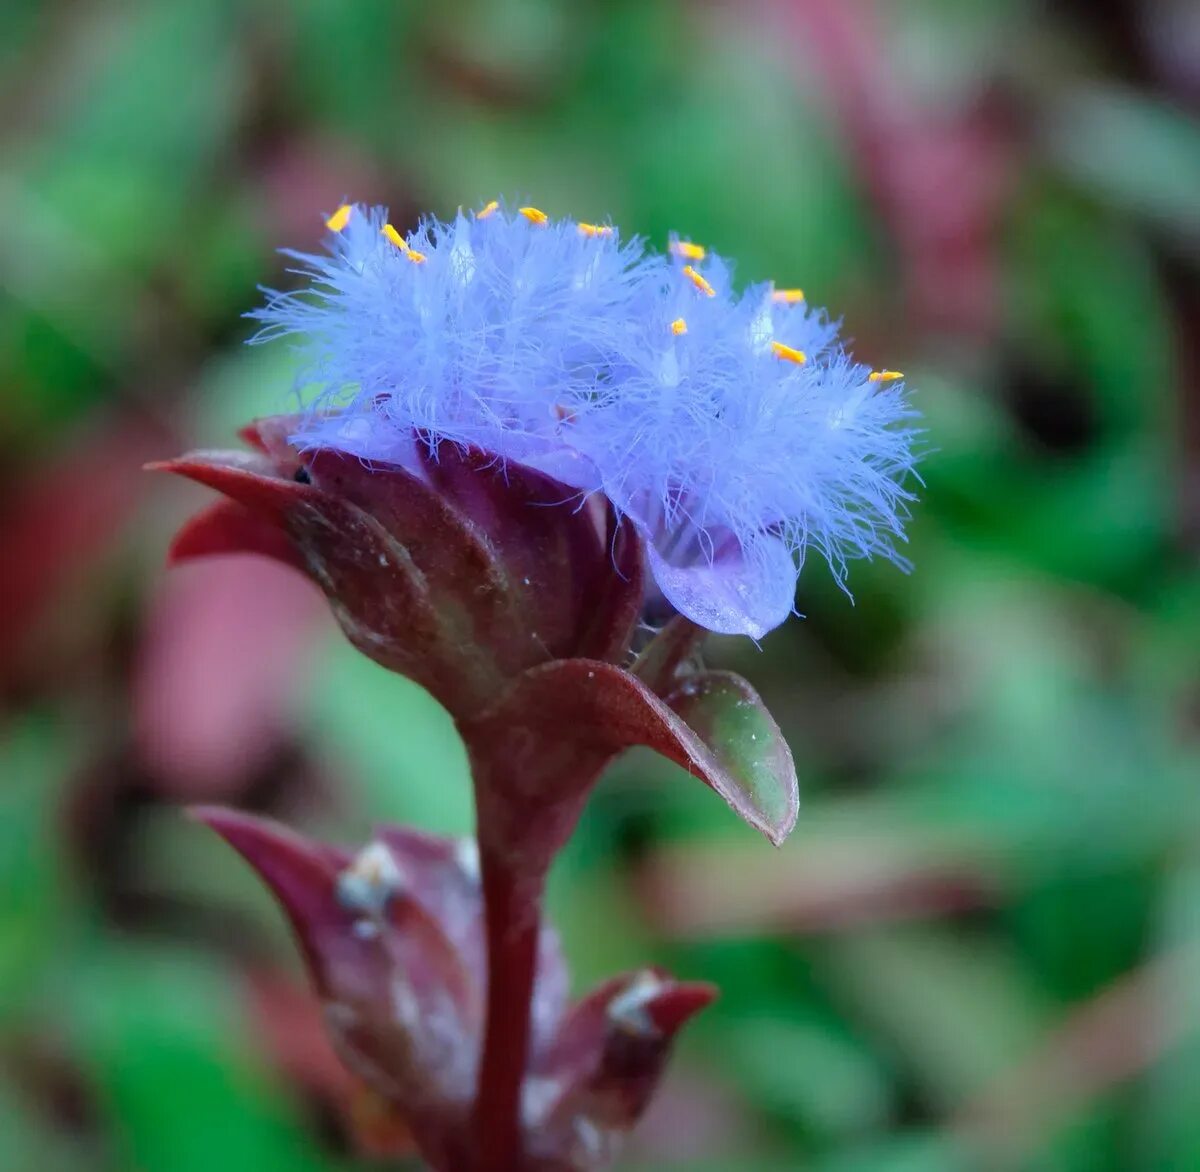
xmin=520 ymin=206 xmax=549 ymax=226
xmin=670 ymin=240 xmax=706 ymax=261
xmin=325 ymin=204 xmax=353 ymax=232
xmin=771 ymin=341 xmax=807 ymax=364
xmin=670 ymin=317 xmax=688 ymax=335
xmin=682 ymin=265 xmax=715 ymax=297
xmin=869 ymin=370 xmax=904 ymax=383
xmin=406 ymin=248 xmax=427 ymax=264
xmin=477 ymin=200 xmax=500 ymax=219
xmin=772 ymin=288 xmax=805 ymax=304
xmin=578 ymin=222 xmax=613 ymax=238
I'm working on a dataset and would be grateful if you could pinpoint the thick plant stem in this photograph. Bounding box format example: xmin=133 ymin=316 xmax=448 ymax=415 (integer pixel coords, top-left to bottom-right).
xmin=474 ymin=844 xmax=544 ymax=1172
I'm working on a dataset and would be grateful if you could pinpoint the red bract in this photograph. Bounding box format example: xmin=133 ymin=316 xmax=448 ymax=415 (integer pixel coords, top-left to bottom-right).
xmin=153 ymin=417 xmax=797 ymax=1171
xmin=151 ymin=419 xmax=798 ymax=851
xmin=152 ymin=416 xmax=642 ymax=721
xmin=198 ymin=809 xmax=714 ymax=1172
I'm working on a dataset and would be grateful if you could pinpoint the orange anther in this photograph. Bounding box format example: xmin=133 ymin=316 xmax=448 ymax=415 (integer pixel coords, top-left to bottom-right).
xmin=682 ymin=265 xmax=715 ymax=297
xmin=771 ymin=341 xmax=807 ymax=364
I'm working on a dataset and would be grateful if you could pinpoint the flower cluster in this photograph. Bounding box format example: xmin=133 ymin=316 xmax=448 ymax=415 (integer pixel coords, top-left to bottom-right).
xmin=250 ymin=200 xmax=918 ymax=638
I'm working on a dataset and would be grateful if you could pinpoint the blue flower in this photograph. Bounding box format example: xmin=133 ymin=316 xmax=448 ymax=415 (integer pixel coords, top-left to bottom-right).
xmin=250 ymin=201 xmax=919 ymax=638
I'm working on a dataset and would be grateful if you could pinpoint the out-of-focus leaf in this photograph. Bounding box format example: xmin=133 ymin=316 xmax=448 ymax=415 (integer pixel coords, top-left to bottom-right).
xmin=640 ymin=827 xmax=999 ymax=939
xmin=0 ymin=1072 xmax=86 ymax=1172
xmin=811 ymin=1134 xmax=967 ymax=1172
xmin=133 ymin=557 xmax=326 ymax=797
xmin=21 ymin=0 xmax=245 ymax=268
xmin=721 ymin=1014 xmax=892 ymax=1137
xmin=629 ymin=21 xmax=872 ymax=302
xmin=1141 ymin=859 xmax=1200 ymax=1168
xmin=814 ymin=927 xmax=1049 ymax=1109
xmin=304 ymin=637 xmax=474 ymax=836
xmin=1043 ymin=86 xmax=1200 ymax=253
xmin=0 ymin=718 xmax=76 ymax=1028
xmin=72 ymin=946 xmax=336 ymax=1172
xmin=292 ymin=0 xmax=419 ymax=151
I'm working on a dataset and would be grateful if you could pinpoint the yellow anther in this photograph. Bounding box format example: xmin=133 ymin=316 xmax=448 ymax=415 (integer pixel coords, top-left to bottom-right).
xmin=477 ymin=200 xmax=500 ymax=219
xmin=670 ymin=240 xmax=706 ymax=261
xmin=325 ymin=204 xmax=353 ymax=232
xmin=771 ymin=341 xmax=807 ymax=364
xmin=381 ymin=224 xmax=426 ymax=262
xmin=670 ymin=317 xmax=688 ymax=335
xmin=520 ymin=206 xmax=549 ymax=225
xmin=772 ymin=288 xmax=805 ymax=304
xmin=682 ymin=265 xmax=715 ymax=297
xmin=578 ymin=222 xmax=613 ymax=238
xmin=381 ymin=223 xmax=409 ymax=251
xmin=869 ymin=370 xmax=904 ymax=383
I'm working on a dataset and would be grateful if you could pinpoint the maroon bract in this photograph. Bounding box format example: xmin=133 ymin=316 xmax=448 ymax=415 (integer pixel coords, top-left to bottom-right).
xmin=153 ymin=417 xmax=643 ymax=722
xmin=152 ymin=421 xmax=798 ymax=854
xmin=154 ymin=417 xmax=798 ymax=1171
xmin=198 ymin=809 xmax=714 ymax=1172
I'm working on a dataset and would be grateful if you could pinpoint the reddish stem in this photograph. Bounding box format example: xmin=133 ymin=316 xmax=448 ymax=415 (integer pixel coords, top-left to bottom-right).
xmin=474 ymin=844 xmax=543 ymax=1172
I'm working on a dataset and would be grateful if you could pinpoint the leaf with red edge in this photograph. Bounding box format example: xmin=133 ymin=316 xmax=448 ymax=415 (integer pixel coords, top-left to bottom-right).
xmin=463 ymin=660 xmax=798 ymax=849
xmin=662 ymin=669 xmax=798 ymax=845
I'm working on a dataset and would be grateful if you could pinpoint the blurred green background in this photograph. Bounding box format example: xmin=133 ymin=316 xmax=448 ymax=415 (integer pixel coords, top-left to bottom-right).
xmin=2 ymin=1 xmax=1199 ymax=1169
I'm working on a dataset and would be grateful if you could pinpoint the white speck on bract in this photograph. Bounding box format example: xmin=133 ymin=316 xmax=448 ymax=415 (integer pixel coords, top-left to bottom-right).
xmin=454 ymin=836 xmax=480 ymax=884
xmin=337 ymin=842 xmax=403 ymax=920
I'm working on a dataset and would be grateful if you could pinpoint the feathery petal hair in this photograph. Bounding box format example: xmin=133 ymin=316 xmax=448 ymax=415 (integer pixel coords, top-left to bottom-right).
xmin=249 ymin=200 xmax=920 ymax=637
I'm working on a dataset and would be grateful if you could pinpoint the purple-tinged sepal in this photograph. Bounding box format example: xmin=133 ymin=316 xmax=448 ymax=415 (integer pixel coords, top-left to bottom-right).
xmin=194 ymin=808 xmax=712 ymax=1172
xmin=193 ymin=808 xmax=540 ymax=1169
xmin=461 ymin=652 xmax=798 ymax=871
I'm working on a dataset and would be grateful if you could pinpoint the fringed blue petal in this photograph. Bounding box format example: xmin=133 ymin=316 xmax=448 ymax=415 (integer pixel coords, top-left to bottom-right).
xmin=249 ymin=200 xmax=920 ymax=637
